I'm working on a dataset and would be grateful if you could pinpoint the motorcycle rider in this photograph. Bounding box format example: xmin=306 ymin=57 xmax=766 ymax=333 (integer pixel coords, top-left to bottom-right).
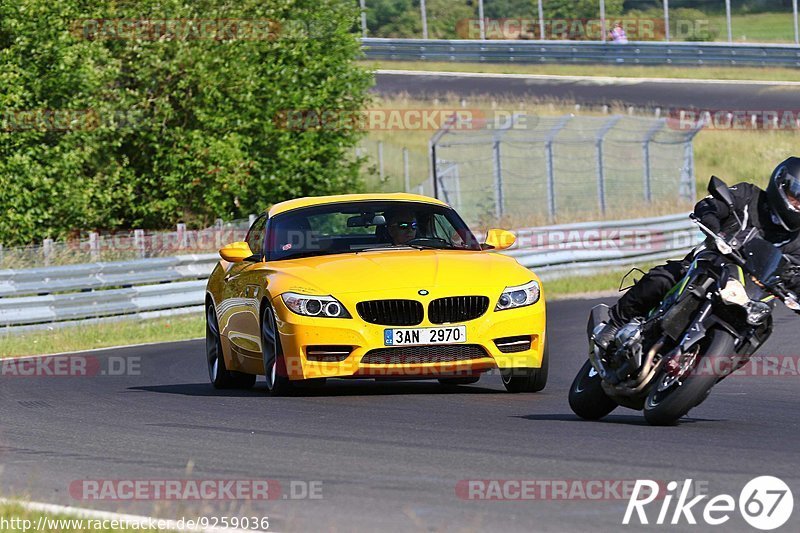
xmin=595 ymin=156 xmax=800 ymax=349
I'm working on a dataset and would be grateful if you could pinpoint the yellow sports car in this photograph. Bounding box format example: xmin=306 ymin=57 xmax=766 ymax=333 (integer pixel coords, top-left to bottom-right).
xmin=205 ymin=193 xmax=547 ymax=395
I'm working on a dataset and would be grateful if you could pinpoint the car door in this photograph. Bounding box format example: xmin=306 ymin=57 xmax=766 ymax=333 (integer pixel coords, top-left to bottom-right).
xmin=221 ymin=214 xmax=268 ymax=369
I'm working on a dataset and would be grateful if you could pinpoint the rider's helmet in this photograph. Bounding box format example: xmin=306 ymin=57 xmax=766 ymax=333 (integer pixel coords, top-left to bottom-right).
xmin=766 ymin=156 xmax=800 ymax=232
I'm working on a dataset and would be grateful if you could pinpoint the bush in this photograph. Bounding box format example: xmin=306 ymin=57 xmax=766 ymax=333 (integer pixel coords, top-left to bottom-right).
xmin=0 ymin=0 xmax=373 ymax=245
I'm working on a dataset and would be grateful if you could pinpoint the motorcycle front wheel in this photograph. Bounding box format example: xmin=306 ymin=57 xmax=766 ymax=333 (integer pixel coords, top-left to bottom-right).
xmin=568 ymin=359 xmax=618 ymax=420
xmin=643 ymin=328 xmax=736 ymax=426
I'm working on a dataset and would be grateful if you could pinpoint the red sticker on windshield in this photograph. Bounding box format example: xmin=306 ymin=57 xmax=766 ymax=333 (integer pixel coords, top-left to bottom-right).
xmin=282 ymin=243 xmax=292 ymax=251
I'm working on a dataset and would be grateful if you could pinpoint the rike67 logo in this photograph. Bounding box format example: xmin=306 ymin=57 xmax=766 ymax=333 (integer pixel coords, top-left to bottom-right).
xmin=624 ymin=477 xmax=794 ymax=530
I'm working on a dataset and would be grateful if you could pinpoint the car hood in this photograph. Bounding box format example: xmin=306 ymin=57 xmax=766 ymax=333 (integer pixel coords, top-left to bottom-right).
xmin=269 ymin=249 xmax=533 ymax=296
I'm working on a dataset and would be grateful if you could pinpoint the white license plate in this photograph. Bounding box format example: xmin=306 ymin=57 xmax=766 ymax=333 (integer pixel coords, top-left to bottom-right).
xmin=384 ymin=326 xmax=467 ymax=346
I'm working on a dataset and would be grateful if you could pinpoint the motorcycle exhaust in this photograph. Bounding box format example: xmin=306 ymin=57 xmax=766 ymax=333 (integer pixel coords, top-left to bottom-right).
xmin=599 ymin=338 xmax=665 ymax=397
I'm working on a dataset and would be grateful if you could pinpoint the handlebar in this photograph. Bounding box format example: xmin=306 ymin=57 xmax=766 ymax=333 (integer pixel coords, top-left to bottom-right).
xmin=689 ymin=214 xmax=800 ymax=311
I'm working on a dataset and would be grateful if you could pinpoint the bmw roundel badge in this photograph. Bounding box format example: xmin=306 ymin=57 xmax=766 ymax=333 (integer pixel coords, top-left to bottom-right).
xmin=418 ymin=289 xmax=429 ymax=296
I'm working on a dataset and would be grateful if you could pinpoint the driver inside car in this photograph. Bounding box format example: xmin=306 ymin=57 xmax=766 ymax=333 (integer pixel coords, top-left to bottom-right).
xmin=385 ymin=209 xmax=418 ymax=245
xmin=594 ymin=156 xmax=800 ymax=350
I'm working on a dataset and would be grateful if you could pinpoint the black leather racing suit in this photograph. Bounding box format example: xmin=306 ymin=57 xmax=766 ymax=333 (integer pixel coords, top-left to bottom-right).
xmin=608 ymin=182 xmax=800 ymax=325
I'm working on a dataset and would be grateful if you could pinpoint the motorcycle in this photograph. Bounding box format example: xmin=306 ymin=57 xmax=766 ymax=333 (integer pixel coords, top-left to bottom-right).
xmin=568 ymin=176 xmax=800 ymax=425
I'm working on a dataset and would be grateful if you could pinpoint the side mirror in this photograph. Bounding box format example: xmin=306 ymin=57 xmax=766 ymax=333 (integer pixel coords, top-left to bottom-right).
xmin=483 ymin=229 xmax=516 ymax=251
xmin=219 ymin=242 xmax=254 ymax=263
xmin=708 ymin=175 xmax=735 ymax=209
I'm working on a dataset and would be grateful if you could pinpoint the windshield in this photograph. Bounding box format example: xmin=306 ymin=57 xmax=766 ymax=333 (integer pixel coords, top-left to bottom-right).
xmin=743 ymin=237 xmax=786 ymax=282
xmin=266 ymin=201 xmax=482 ymax=261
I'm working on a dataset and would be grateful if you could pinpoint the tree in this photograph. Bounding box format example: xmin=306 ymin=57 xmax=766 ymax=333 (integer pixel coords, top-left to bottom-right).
xmin=0 ymin=0 xmax=373 ymax=245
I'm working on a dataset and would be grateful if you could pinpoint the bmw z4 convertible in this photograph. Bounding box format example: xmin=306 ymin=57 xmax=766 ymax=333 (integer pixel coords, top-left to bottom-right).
xmin=205 ymin=193 xmax=547 ymax=394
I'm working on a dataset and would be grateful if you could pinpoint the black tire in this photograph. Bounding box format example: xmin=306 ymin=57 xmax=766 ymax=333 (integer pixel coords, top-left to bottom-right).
xmin=261 ymin=305 xmax=294 ymax=396
xmin=643 ymin=328 xmax=735 ymax=426
xmin=206 ymin=304 xmax=256 ymax=389
xmin=501 ymin=339 xmax=549 ymax=393
xmin=438 ymin=376 xmax=480 ymax=386
xmin=568 ymin=359 xmax=618 ymax=420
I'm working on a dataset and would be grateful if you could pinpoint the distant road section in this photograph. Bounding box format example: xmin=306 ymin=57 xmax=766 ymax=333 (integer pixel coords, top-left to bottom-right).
xmin=374 ymin=69 xmax=800 ymax=109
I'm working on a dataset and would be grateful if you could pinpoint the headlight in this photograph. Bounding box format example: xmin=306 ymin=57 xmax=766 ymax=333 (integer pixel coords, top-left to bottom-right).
xmin=495 ymin=280 xmax=540 ymax=311
xmin=281 ymin=292 xmax=351 ymax=318
xmin=719 ymin=279 xmax=749 ymax=307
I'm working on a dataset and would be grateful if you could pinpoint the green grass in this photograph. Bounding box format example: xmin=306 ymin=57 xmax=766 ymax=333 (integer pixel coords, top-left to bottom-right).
xmin=708 ymin=12 xmax=798 ymax=43
xmin=694 ymin=128 xmax=800 ymax=192
xmin=361 ymin=95 xmax=800 ymax=207
xmin=0 ymin=313 xmax=204 ymax=358
xmin=0 ymin=502 xmax=158 ymax=532
xmin=363 ymin=60 xmax=800 ymax=82
xmin=545 ymin=263 xmax=660 ymax=299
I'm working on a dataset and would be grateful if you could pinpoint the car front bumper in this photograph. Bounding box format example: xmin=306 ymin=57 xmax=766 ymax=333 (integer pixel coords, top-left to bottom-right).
xmin=272 ymin=293 xmax=546 ymax=381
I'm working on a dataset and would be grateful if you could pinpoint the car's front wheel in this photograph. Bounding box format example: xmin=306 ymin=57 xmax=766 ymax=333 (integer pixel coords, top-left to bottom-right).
xmin=501 ymin=339 xmax=549 ymax=393
xmin=206 ymin=304 xmax=256 ymax=389
xmin=261 ymin=305 xmax=294 ymax=396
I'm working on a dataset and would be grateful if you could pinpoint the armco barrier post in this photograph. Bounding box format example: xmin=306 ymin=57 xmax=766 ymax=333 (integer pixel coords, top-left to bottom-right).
xmin=134 ymin=229 xmax=145 ymax=258
xmin=89 ymin=232 xmax=99 ymax=262
xmin=215 ymin=219 xmax=223 ymax=249
xmin=43 ymin=238 xmax=53 ymax=267
xmin=177 ymin=223 xmax=187 ymax=250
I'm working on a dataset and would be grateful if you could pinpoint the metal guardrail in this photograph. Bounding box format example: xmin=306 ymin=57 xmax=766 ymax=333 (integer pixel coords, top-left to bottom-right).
xmin=362 ymin=38 xmax=800 ymax=67
xmin=0 ymin=214 xmax=701 ymax=331
xmin=505 ymin=213 xmax=701 ymax=278
xmin=0 ymin=254 xmax=218 ymax=297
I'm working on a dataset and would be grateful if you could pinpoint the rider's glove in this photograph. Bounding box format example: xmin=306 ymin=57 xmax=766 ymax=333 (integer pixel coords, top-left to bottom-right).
xmin=699 ymin=214 xmax=723 ymax=249
xmin=784 ymin=290 xmax=800 ymax=315
xmin=780 ymin=267 xmax=800 ymax=292
xmin=700 ymin=214 xmax=722 ymax=234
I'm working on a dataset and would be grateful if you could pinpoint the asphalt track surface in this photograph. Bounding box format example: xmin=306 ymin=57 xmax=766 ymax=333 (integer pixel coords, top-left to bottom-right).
xmin=2 ymin=298 xmax=800 ymax=532
xmin=374 ymin=71 xmax=800 ymax=109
